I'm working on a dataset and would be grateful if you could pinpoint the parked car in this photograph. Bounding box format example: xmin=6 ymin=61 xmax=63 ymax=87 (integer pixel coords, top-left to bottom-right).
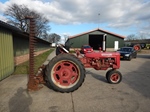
xmin=80 ymin=45 xmax=93 ymax=54
xmin=117 ymin=47 xmax=137 ymax=61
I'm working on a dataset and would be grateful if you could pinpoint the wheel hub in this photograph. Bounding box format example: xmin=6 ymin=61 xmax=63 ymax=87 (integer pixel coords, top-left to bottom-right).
xmin=61 ymin=69 xmax=71 ymax=78
xmin=52 ymin=61 xmax=79 ymax=87
xmin=134 ymin=45 xmax=140 ymax=51
xmin=110 ymin=73 xmax=119 ymax=82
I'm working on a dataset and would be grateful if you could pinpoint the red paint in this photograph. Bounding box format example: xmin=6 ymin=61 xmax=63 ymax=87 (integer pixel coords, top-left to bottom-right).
xmin=53 ymin=61 xmax=79 ymax=86
xmin=79 ymin=51 xmax=120 ymax=70
xmin=110 ymin=73 xmax=119 ymax=82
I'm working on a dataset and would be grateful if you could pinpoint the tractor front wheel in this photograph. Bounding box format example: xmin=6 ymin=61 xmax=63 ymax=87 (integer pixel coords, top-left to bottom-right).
xmin=45 ymin=53 xmax=85 ymax=93
xmin=106 ymin=70 xmax=122 ymax=84
xmin=106 ymin=69 xmax=114 ymax=81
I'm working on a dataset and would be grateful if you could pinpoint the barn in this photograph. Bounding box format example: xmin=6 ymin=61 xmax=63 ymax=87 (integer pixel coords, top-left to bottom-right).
xmin=66 ymin=28 xmax=125 ymax=51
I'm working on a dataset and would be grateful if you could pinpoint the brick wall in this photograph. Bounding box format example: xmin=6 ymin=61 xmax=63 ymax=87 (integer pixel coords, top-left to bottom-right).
xmin=14 ymin=49 xmax=50 ymax=65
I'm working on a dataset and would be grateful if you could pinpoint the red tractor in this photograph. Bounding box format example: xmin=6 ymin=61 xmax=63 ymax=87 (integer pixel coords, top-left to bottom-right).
xmin=44 ymin=44 xmax=122 ymax=93
xmin=26 ymin=17 xmax=122 ymax=93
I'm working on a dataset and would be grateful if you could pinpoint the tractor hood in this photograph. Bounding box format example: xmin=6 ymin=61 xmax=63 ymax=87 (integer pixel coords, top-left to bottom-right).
xmin=85 ymin=52 xmax=120 ymax=58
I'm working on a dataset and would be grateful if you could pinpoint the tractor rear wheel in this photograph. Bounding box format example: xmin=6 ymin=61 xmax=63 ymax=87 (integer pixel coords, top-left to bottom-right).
xmin=45 ymin=53 xmax=85 ymax=93
xmin=106 ymin=70 xmax=122 ymax=84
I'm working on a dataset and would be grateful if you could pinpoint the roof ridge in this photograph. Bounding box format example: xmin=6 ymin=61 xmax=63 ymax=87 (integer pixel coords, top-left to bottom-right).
xmin=69 ymin=28 xmax=125 ymax=39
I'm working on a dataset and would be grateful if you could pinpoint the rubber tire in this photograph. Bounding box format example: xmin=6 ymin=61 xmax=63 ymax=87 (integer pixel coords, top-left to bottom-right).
xmin=107 ymin=70 xmax=122 ymax=84
xmin=133 ymin=44 xmax=141 ymax=51
xmin=128 ymin=55 xmax=132 ymax=61
xmin=106 ymin=69 xmax=113 ymax=81
xmin=134 ymin=54 xmax=137 ymax=59
xmin=45 ymin=53 xmax=85 ymax=93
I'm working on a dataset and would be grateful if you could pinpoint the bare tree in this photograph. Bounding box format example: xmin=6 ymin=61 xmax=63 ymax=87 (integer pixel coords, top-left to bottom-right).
xmin=64 ymin=34 xmax=69 ymax=42
xmin=41 ymin=30 xmax=48 ymax=41
xmin=138 ymin=34 xmax=147 ymax=40
xmin=48 ymin=33 xmax=61 ymax=43
xmin=4 ymin=3 xmax=50 ymax=38
xmin=126 ymin=34 xmax=136 ymax=40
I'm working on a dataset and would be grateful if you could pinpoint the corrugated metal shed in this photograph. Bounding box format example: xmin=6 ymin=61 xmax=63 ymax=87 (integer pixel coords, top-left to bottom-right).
xmin=0 ymin=29 xmax=14 ymax=81
xmin=66 ymin=28 xmax=125 ymax=50
xmin=0 ymin=20 xmax=51 ymax=81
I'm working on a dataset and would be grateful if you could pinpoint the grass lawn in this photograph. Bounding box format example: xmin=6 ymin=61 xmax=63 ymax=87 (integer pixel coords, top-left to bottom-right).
xmin=136 ymin=49 xmax=150 ymax=54
xmin=13 ymin=49 xmax=54 ymax=75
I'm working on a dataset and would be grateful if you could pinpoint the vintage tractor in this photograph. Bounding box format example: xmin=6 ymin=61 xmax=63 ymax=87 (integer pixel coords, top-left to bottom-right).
xmin=44 ymin=44 xmax=122 ymax=93
xmin=26 ymin=17 xmax=122 ymax=93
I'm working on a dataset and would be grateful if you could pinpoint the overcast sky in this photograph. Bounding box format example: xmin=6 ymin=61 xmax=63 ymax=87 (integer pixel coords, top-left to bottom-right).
xmin=0 ymin=0 xmax=150 ymax=42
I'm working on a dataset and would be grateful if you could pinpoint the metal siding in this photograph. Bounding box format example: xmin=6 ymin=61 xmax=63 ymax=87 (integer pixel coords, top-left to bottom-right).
xmin=69 ymin=34 xmax=88 ymax=48
xmin=67 ymin=30 xmax=124 ymax=48
xmin=13 ymin=36 xmax=50 ymax=57
xmin=79 ymin=34 xmax=88 ymax=47
xmin=0 ymin=29 xmax=14 ymax=81
xmin=89 ymin=31 xmax=104 ymax=35
xmin=36 ymin=42 xmax=50 ymax=51
xmin=13 ymin=36 xmax=29 ymax=56
xmin=106 ymin=34 xmax=124 ymax=48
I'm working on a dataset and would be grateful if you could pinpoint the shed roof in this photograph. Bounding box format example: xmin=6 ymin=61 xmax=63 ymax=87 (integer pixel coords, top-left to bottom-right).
xmin=69 ymin=28 xmax=125 ymax=39
xmin=0 ymin=20 xmax=51 ymax=44
xmin=0 ymin=20 xmax=21 ymax=32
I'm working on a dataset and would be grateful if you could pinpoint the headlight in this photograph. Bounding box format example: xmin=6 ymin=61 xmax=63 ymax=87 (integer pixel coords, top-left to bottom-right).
xmin=125 ymin=54 xmax=130 ymax=56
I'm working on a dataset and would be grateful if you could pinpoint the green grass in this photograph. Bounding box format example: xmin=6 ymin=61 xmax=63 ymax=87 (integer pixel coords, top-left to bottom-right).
xmin=13 ymin=49 xmax=54 ymax=75
xmin=70 ymin=50 xmax=75 ymax=53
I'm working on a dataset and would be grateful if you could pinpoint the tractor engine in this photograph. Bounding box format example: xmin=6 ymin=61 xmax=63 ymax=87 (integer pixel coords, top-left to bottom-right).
xmin=81 ymin=52 xmax=120 ymax=70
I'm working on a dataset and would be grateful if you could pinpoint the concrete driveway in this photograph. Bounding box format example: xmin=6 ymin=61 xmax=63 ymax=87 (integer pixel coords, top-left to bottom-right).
xmin=0 ymin=52 xmax=150 ymax=112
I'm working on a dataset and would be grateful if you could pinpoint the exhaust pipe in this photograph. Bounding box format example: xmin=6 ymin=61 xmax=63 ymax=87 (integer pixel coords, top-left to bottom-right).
xmin=103 ymin=34 xmax=107 ymax=52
